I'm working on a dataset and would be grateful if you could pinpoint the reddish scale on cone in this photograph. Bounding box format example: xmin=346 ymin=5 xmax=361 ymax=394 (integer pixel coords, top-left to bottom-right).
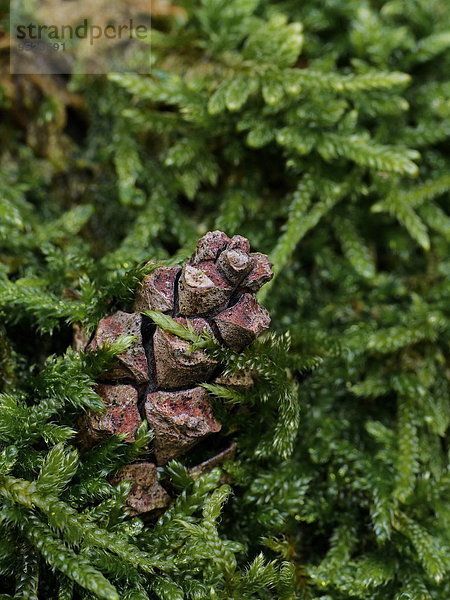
xmin=145 ymin=387 xmax=222 ymax=465
xmin=213 ymin=293 xmax=271 ymax=351
xmin=110 ymin=462 xmax=171 ymax=517
xmin=153 ymin=318 xmax=218 ymax=389
xmin=87 ymin=311 xmax=148 ymax=383
xmin=178 ymin=262 xmax=232 ymax=316
xmin=189 ymin=230 xmax=231 ymax=264
xmin=216 ymin=248 xmax=254 ymax=285
xmin=240 ymin=253 xmax=273 ymax=292
xmin=134 ymin=265 xmax=180 ymax=314
xmin=78 ymin=384 xmax=141 ymax=450
xmin=81 ymin=231 xmax=273 ymax=515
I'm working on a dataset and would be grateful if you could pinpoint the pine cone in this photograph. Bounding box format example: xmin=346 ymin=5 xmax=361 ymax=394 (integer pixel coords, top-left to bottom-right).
xmin=79 ymin=231 xmax=273 ymax=517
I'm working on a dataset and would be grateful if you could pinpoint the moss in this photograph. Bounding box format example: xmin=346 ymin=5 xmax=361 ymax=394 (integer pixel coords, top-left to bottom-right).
xmin=0 ymin=0 xmax=449 ymax=598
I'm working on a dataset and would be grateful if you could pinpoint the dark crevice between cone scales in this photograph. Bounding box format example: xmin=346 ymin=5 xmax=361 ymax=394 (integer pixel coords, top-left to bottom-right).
xmin=77 ymin=231 xmax=273 ymax=518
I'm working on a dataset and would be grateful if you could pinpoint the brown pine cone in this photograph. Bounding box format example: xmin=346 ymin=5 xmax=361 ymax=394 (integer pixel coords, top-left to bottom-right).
xmin=79 ymin=231 xmax=273 ymax=517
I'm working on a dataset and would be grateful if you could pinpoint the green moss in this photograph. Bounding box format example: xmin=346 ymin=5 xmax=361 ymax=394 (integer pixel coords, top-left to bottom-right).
xmin=0 ymin=0 xmax=449 ymax=598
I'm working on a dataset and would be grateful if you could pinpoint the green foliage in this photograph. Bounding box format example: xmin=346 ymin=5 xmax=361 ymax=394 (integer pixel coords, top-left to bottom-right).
xmin=1 ymin=0 xmax=450 ymax=598
xmin=142 ymin=310 xmax=217 ymax=351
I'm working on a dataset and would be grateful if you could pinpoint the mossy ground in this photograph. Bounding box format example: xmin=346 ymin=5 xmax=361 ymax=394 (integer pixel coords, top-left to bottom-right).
xmin=0 ymin=1 xmax=449 ymax=598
